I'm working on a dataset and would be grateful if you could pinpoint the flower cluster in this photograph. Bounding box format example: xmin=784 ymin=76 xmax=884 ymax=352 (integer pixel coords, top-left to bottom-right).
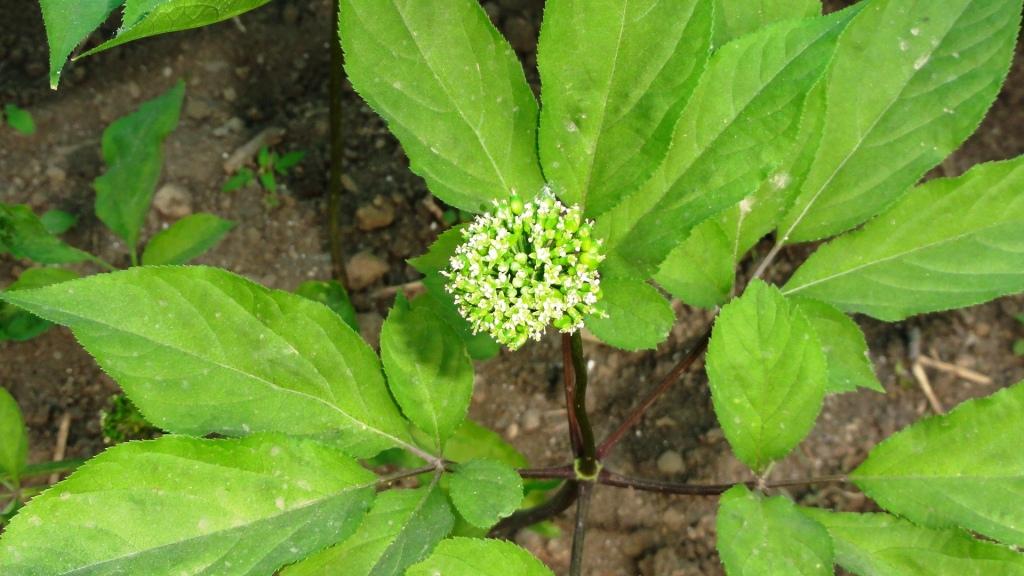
xmin=443 ymin=190 xmax=604 ymax=350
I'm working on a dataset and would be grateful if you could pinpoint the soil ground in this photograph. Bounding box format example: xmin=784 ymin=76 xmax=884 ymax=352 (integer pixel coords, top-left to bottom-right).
xmin=2 ymin=1 xmax=1023 ymax=575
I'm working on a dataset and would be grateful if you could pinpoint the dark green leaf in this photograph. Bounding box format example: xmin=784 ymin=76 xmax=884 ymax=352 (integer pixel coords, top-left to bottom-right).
xmin=295 ymin=280 xmax=359 ymax=332
xmin=39 ymin=210 xmax=77 ymax=236
xmin=0 ymin=204 xmax=93 ymax=264
xmin=274 ymin=150 xmax=306 ymax=174
xmin=222 ymin=168 xmax=254 ymax=192
xmin=140 ymin=213 xmax=235 ymax=265
xmin=0 ymin=267 xmax=79 ymax=342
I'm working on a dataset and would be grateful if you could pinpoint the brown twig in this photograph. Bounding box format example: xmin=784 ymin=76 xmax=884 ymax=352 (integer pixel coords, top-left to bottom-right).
xmin=49 ymin=413 xmax=71 ymax=485
xmin=328 ymin=0 xmax=351 ymax=288
xmin=909 ymin=327 xmax=945 ymax=414
xmin=918 ymin=354 xmax=992 ymax=385
xmin=489 ymin=480 xmax=579 ymax=539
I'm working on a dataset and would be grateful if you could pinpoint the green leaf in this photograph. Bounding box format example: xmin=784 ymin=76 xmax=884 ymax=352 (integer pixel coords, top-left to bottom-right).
xmin=37 ymin=0 xmax=124 ymax=88
xmin=791 ymin=297 xmax=883 ymax=394
xmin=597 ymin=6 xmax=859 ymax=276
xmin=783 ymin=157 xmax=1024 ymax=321
xmin=0 ymin=434 xmax=375 ymax=574
xmin=339 ymin=0 xmax=545 ymax=212
xmin=0 ymin=387 xmax=28 ymax=484
xmin=448 ymin=459 xmax=523 ymax=529
xmin=39 ymin=210 xmax=77 ymax=236
xmin=803 ymin=510 xmax=1024 ymax=576
xmin=779 ymin=0 xmax=1022 ymax=243
xmin=0 ymin=266 xmax=415 ymax=458
xmin=140 ymin=213 xmax=235 ymax=266
xmin=706 ymin=280 xmax=827 ymax=472
xmin=653 ymin=217 xmax=735 ymax=309
xmin=3 ymin=105 xmax=36 ymax=136
xmin=717 ymin=485 xmax=833 ymax=576
xmin=536 ymin=0 xmax=712 ymax=217
xmin=282 ymin=485 xmax=453 ymax=576
xmin=584 ymin=276 xmax=674 ymax=351
xmin=852 ymin=380 xmax=1024 ymax=547
xmin=713 ymin=0 xmax=821 ymax=47
xmin=406 ymin=538 xmax=553 ymax=576
xmin=0 ymin=204 xmax=93 ymax=265
xmin=222 ymin=168 xmax=254 ymax=192
xmin=93 ymin=81 xmax=185 ymax=253
xmin=258 ymin=169 xmax=277 ymax=193
xmin=275 ymin=150 xmax=306 ymax=174
xmin=441 ymin=420 xmax=528 ymax=468
xmin=295 ymin=280 xmax=359 ymax=332
xmin=81 ymin=0 xmax=273 ymax=57
xmin=0 ymin=267 xmax=79 ymax=342
xmin=381 ymin=296 xmax=473 ymax=451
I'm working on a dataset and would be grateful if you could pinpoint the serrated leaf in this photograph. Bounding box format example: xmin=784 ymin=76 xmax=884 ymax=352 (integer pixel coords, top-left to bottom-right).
xmin=93 ymin=81 xmax=184 ymax=253
xmin=381 ymin=296 xmax=473 ymax=451
xmin=0 ymin=204 xmax=93 ymax=265
xmin=0 ymin=267 xmax=79 ymax=342
xmin=713 ymin=0 xmax=821 ymax=47
xmin=140 ymin=212 xmax=234 ymax=266
xmin=653 ymin=217 xmax=735 ymax=309
xmin=406 ymin=538 xmax=553 ymax=576
xmin=803 ymin=510 xmax=1024 ymax=576
xmin=584 ymin=276 xmax=674 ymax=351
xmin=537 ymin=0 xmax=712 ymax=217
xmin=441 ymin=420 xmax=527 ymax=469
xmin=0 ymin=434 xmax=375 ymax=575
xmin=37 ymin=0 xmax=124 ymax=88
xmin=81 ymin=0 xmax=272 ymax=57
xmin=852 ymin=381 xmax=1024 ymax=547
xmin=339 ymin=0 xmax=544 ymax=212
xmin=448 ymin=459 xmax=523 ymax=529
xmin=0 ymin=266 xmax=415 ymax=458
xmin=598 ymin=7 xmax=859 ymax=276
xmin=717 ymin=485 xmax=833 ymax=576
xmin=783 ymin=157 xmax=1024 ymax=321
xmin=3 ymin=105 xmax=36 ymax=136
xmin=282 ymin=486 xmax=453 ymax=576
xmin=39 ymin=210 xmax=76 ymax=235
xmin=791 ymin=297 xmax=883 ymax=394
xmin=0 ymin=387 xmax=28 ymax=484
xmin=779 ymin=0 xmax=1022 ymax=243
xmin=295 ymin=280 xmax=359 ymax=332
xmin=707 ymin=280 xmax=827 ymax=472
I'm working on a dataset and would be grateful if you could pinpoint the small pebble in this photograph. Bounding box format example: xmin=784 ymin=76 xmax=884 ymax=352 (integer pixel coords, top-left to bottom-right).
xmin=152 ymin=183 xmax=193 ymax=218
xmin=656 ymin=450 xmax=684 ymax=475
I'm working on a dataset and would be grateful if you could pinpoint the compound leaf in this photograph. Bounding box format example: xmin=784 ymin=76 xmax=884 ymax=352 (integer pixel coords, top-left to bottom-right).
xmin=804 ymin=510 xmax=1024 ymax=576
xmin=0 ymin=435 xmax=375 ymax=575
xmin=852 ymin=381 xmax=1024 ymax=547
xmin=584 ymin=276 xmax=674 ymax=351
xmin=282 ymin=486 xmax=453 ymax=576
xmin=779 ymin=0 xmax=1022 ymax=243
xmin=717 ymin=485 xmax=833 ymax=576
xmin=340 ymin=0 xmax=545 ymax=212
xmin=406 ymin=538 xmax=553 ymax=576
xmin=0 ymin=266 xmax=415 ymax=458
xmin=381 ymin=296 xmax=473 ymax=452
xmin=791 ymin=297 xmax=883 ymax=394
xmin=36 ymin=0 xmax=123 ymax=88
xmin=93 ymin=81 xmax=184 ymax=253
xmin=537 ymin=0 xmax=712 ymax=217
xmin=783 ymin=157 xmax=1024 ymax=321
xmin=448 ymin=459 xmax=523 ymax=530
xmin=706 ymin=280 xmax=827 ymax=472
xmin=141 ymin=212 xmax=235 ymax=266
xmin=0 ymin=387 xmax=28 ymax=484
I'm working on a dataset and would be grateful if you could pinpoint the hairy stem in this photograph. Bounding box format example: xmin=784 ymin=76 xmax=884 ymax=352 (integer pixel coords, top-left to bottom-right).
xmin=569 ymin=332 xmax=598 ymax=476
xmin=490 ymin=480 xmax=579 ymax=539
xmin=569 ymin=482 xmax=593 ymax=576
xmin=328 ymin=0 xmax=350 ymax=288
xmin=597 ymin=328 xmax=712 ymax=458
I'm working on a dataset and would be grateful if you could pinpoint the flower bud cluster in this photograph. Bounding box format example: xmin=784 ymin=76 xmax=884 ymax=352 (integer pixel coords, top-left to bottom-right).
xmin=443 ymin=190 xmax=604 ymax=350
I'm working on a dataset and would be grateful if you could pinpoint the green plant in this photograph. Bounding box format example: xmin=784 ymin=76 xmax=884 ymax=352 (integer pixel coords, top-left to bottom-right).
xmin=223 ymin=146 xmax=307 ymax=208
xmin=2 ymin=105 xmax=36 ymax=136
xmin=3 ymin=1 xmax=1024 ymax=575
xmin=0 ymin=82 xmax=233 ymax=342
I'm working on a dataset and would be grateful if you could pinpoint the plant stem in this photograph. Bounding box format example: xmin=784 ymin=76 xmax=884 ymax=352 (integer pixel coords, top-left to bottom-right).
xmin=569 ymin=332 xmax=598 ymax=476
xmin=749 ymin=240 xmax=784 ymax=282
xmin=328 ymin=0 xmax=350 ymax=288
xmin=490 ymin=480 xmax=579 ymax=539
xmin=597 ymin=328 xmax=712 ymax=458
xmin=598 ymin=470 xmax=850 ymax=496
xmin=375 ymin=464 xmax=438 ymax=489
xmin=569 ymin=482 xmax=593 ymax=576
xmin=518 ymin=465 xmax=575 ymax=480
xmin=562 ymin=334 xmax=582 ymax=456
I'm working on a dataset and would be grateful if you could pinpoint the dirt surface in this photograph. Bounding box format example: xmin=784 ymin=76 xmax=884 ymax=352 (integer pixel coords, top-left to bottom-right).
xmin=2 ymin=1 xmax=1024 ymax=575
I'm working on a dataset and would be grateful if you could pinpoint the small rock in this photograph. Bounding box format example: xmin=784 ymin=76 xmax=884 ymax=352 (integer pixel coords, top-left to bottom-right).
xmin=153 ymin=184 xmax=193 ymax=218
xmin=656 ymin=450 xmax=684 ymax=475
xmin=356 ymin=199 xmax=396 ymax=231
xmin=186 ymin=98 xmax=214 ymax=120
xmin=222 ymin=87 xmax=237 ymax=103
xmin=503 ymin=16 xmax=536 ymax=53
xmin=975 ymin=322 xmax=991 ymax=337
xmin=45 ymin=165 xmax=66 ymax=186
xmin=521 ymin=408 xmax=541 ymax=432
xmin=346 ymin=251 xmax=389 ymax=290
xmin=340 ymin=173 xmax=359 ymax=193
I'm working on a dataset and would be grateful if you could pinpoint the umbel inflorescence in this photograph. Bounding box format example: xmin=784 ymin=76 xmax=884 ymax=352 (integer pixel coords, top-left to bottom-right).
xmin=443 ymin=190 xmax=605 ymax=350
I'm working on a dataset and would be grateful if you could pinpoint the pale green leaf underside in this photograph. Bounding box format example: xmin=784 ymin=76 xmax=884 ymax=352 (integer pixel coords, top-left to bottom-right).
xmin=0 ymin=266 xmax=413 ymax=458
xmin=449 ymin=459 xmax=523 ymax=530
xmin=0 ymin=387 xmax=27 ymax=483
xmin=712 ymin=0 xmax=821 ymax=47
xmin=598 ymin=7 xmax=858 ymax=276
xmin=406 ymin=538 xmax=553 ymax=576
xmin=780 ymin=0 xmax=1022 ymax=243
xmin=340 ymin=0 xmax=544 ymax=212
xmin=93 ymin=82 xmax=184 ymax=251
xmin=38 ymin=0 xmax=123 ymax=88
xmin=141 ymin=213 xmax=235 ymax=266
xmin=707 ymin=280 xmax=826 ymax=472
xmin=583 ymin=276 xmax=674 ymax=351
xmin=381 ymin=297 xmax=473 ymax=452
xmin=853 ymin=380 xmax=1024 ymax=547
xmin=804 ymin=510 xmax=1024 ymax=576
xmin=282 ymin=486 xmax=453 ymax=576
xmin=537 ymin=0 xmax=712 ymax=218
xmin=784 ymin=156 xmax=1024 ymax=321
xmin=0 ymin=435 xmax=375 ymax=575
xmin=791 ymin=297 xmax=883 ymax=394
xmin=717 ymin=485 xmax=833 ymax=576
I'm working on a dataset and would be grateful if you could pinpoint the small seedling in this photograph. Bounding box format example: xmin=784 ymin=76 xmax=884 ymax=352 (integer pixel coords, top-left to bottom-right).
xmin=2 ymin=105 xmax=35 ymax=136
xmin=223 ymin=146 xmax=306 ymax=208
